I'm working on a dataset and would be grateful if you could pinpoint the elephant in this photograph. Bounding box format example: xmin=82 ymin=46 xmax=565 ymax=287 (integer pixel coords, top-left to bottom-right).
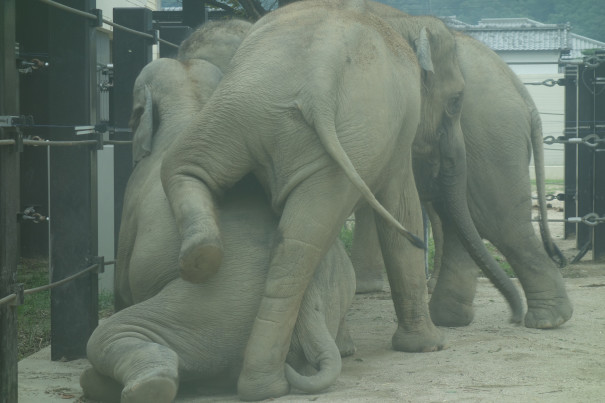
xmin=113 ymin=19 xmax=252 ymax=310
xmin=88 ymin=19 xmax=355 ymax=402
xmin=81 ymin=175 xmax=356 ymax=403
xmin=160 ymin=0 xmax=522 ymax=400
xmin=352 ymin=3 xmax=572 ymax=329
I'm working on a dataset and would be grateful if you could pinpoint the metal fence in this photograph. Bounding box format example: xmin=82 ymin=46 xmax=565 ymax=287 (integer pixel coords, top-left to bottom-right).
xmin=0 ymin=1 xmax=205 ymax=401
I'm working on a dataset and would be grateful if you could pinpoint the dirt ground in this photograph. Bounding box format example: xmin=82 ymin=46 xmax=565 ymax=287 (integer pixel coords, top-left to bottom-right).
xmin=18 ymin=208 xmax=605 ymax=402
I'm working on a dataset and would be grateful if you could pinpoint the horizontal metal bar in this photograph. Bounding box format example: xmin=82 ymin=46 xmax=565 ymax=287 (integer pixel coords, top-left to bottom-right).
xmin=23 ymin=264 xmax=99 ymax=296
xmin=23 ymin=139 xmax=98 ymax=147
xmin=38 ymin=0 xmax=97 ymax=21
xmin=0 ymin=293 xmax=17 ymax=307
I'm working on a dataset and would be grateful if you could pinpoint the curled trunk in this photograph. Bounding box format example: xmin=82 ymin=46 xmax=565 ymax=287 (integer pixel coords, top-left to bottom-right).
xmin=285 ymin=307 xmax=342 ymax=393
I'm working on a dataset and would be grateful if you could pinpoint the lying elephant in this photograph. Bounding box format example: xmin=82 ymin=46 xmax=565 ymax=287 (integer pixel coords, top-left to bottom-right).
xmin=114 ymin=19 xmax=252 ymax=310
xmin=81 ymin=176 xmax=356 ymax=403
xmin=85 ymin=19 xmax=354 ymax=401
xmin=353 ymin=2 xmax=572 ymax=329
xmin=160 ymin=0 xmax=522 ymax=399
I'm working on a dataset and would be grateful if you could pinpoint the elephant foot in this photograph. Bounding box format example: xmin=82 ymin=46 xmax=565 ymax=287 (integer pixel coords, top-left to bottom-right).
xmin=80 ymin=367 xmax=122 ymax=403
xmin=335 ymin=325 xmax=356 ymax=357
xmin=237 ymin=368 xmax=290 ymax=401
xmin=122 ymin=373 xmax=178 ymax=403
xmin=525 ymin=296 xmax=573 ymax=329
xmin=392 ymin=323 xmax=446 ymax=352
xmin=179 ymin=231 xmax=223 ymax=283
xmin=355 ymin=275 xmax=384 ymax=294
xmin=429 ymin=293 xmax=475 ymax=327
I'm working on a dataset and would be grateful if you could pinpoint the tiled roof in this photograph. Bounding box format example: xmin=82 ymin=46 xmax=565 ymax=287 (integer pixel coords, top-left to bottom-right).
xmin=443 ymin=17 xmax=605 ymax=58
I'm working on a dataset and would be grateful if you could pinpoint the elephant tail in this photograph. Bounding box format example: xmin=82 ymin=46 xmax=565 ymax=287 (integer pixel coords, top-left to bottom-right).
xmin=295 ymin=88 xmax=424 ymax=249
xmin=285 ymin=305 xmax=342 ymax=394
xmin=527 ymin=97 xmax=567 ymax=267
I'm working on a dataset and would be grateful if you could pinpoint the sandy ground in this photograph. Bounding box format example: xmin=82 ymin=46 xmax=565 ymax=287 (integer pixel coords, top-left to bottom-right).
xmin=18 ymin=208 xmax=605 ymax=402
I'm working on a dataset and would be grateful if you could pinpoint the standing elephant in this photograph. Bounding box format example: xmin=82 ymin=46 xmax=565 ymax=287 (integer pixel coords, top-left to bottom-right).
xmin=160 ymin=0 xmax=521 ymax=400
xmin=113 ymin=19 xmax=252 ymax=310
xmin=352 ymin=3 xmax=572 ymax=329
xmin=81 ymin=176 xmax=356 ymax=403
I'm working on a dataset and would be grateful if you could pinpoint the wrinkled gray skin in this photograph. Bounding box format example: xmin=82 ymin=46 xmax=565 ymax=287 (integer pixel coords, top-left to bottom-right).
xmin=86 ymin=20 xmax=355 ymax=402
xmin=113 ymin=19 xmax=252 ymax=310
xmin=352 ymin=16 xmax=572 ymax=329
xmin=160 ymin=0 xmax=521 ymax=400
xmin=82 ymin=176 xmax=356 ymax=403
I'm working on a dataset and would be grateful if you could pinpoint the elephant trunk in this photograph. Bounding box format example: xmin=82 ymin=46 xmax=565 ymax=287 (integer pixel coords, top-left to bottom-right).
xmin=437 ymin=119 xmax=524 ymax=324
xmin=285 ymin=308 xmax=342 ymax=393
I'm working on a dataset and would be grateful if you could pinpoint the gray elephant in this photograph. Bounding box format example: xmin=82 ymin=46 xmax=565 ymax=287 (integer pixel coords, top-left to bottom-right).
xmin=352 ymin=3 xmax=572 ymax=329
xmin=160 ymin=1 xmax=522 ymax=400
xmin=81 ymin=176 xmax=356 ymax=403
xmin=114 ymin=19 xmax=252 ymax=310
xmin=86 ymin=19 xmax=355 ymax=402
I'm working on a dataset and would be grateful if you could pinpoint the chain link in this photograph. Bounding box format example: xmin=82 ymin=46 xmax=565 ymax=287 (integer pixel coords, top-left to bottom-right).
xmin=539 ymin=213 xmax=605 ymax=227
xmin=543 ymin=134 xmax=604 ymax=148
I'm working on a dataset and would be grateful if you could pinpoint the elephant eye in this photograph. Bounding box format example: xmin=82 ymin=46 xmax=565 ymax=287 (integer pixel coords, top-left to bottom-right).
xmin=446 ymin=94 xmax=463 ymax=117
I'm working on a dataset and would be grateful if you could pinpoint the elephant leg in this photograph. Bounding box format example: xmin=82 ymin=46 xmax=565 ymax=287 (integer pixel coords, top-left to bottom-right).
xmin=429 ymin=213 xmax=479 ymax=327
xmin=335 ymin=318 xmax=356 ymax=357
xmin=351 ymin=204 xmax=385 ymax=293
xmin=375 ymin=171 xmax=445 ymax=352
xmin=86 ymin=325 xmax=179 ymax=403
xmin=489 ymin=224 xmax=572 ymax=329
xmin=161 ymin=127 xmax=254 ymax=283
xmin=237 ymin=175 xmax=359 ymax=401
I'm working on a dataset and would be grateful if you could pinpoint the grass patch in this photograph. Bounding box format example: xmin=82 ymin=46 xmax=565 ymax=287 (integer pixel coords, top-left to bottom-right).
xmin=17 ymin=258 xmax=51 ymax=360
xmin=530 ymin=178 xmax=564 ymax=195
xmin=339 ymin=221 xmax=354 ymax=255
xmin=16 ymin=257 xmax=114 ymax=359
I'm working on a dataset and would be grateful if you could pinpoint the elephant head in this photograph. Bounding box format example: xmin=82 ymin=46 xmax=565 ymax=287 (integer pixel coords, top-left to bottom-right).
xmin=116 ymin=20 xmax=252 ymax=310
xmin=368 ymin=2 xmax=523 ymax=322
xmin=129 ymin=58 xmax=223 ymax=164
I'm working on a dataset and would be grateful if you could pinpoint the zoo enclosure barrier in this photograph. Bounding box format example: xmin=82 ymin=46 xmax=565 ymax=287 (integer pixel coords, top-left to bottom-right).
xmin=1 ymin=1 xmax=209 ymax=401
xmin=528 ymin=54 xmax=605 ymax=261
xmin=1 ymin=1 xmax=604 ymax=403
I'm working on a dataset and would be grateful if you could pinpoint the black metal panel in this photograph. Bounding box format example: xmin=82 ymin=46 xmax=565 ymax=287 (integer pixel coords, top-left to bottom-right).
xmin=48 ymin=0 xmax=98 ymax=361
xmin=182 ymin=0 xmax=207 ymax=29
xmin=576 ymin=64 xmax=596 ymax=250
xmin=0 ymin=0 xmax=20 ymax=400
xmin=159 ymin=26 xmax=192 ymax=58
xmin=111 ymin=8 xmax=152 ymax=258
xmin=563 ymin=65 xmax=578 ymax=239
xmin=593 ymin=59 xmax=605 ymax=261
xmin=17 ymin=0 xmax=50 ymax=258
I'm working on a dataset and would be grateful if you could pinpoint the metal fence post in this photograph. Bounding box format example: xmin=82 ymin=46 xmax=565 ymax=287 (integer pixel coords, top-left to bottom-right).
xmin=0 ymin=0 xmax=20 ymax=400
xmin=576 ymin=63 xmax=595 ymax=252
xmin=563 ymin=65 xmax=578 ymax=240
xmin=592 ymin=58 xmax=605 ymax=260
xmin=111 ymin=8 xmax=152 ymax=272
xmin=48 ymin=0 xmax=98 ymax=361
xmin=17 ymin=0 xmax=52 ymax=259
xmin=182 ymin=0 xmax=207 ymax=29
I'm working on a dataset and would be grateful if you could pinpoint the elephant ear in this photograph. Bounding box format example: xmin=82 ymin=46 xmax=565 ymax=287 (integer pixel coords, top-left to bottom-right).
xmin=415 ymin=27 xmax=434 ymax=73
xmin=131 ymin=84 xmax=154 ymax=165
